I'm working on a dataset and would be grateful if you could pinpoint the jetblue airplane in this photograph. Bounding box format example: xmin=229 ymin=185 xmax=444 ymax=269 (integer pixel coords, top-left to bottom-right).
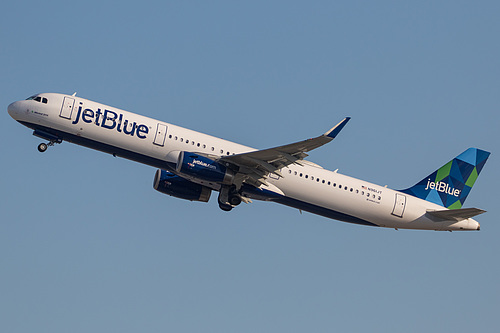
xmin=8 ymin=93 xmax=490 ymax=231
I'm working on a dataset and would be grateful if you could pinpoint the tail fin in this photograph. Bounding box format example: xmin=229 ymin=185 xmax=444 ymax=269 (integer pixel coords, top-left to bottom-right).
xmin=401 ymin=148 xmax=490 ymax=209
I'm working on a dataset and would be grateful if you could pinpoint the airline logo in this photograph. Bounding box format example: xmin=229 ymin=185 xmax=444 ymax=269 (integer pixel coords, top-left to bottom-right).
xmin=192 ymin=159 xmax=217 ymax=170
xmin=424 ymin=179 xmax=461 ymax=197
xmin=71 ymin=106 xmax=149 ymax=139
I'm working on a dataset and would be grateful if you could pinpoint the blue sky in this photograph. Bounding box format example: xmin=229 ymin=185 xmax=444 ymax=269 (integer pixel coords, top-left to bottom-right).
xmin=1 ymin=1 xmax=499 ymax=332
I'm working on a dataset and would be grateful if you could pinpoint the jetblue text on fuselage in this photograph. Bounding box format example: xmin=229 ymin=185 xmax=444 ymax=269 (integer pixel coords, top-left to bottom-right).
xmin=72 ymin=106 xmax=149 ymax=139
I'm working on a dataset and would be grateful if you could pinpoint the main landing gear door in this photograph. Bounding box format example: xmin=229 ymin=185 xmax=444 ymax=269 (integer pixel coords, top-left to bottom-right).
xmin=153 ymin=123 xmax=167 ymax=146
xmin=392 ymin=193 xmax=406 ymax=218
xmin=60 ymin=97 xmax=75 ymax=119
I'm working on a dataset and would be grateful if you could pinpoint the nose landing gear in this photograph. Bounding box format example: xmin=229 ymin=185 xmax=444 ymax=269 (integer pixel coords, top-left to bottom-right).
xmin=38 ymin=143 xmax=48 ymax=152
xmin=33 ymin=129 xmax=62 ymax=153
xmin=37 ymin=139 xmax=61 ymax=152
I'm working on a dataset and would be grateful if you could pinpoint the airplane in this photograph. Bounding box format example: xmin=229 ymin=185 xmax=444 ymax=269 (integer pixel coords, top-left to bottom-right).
xmin=8 ymin=92 xmax=490 ymax=231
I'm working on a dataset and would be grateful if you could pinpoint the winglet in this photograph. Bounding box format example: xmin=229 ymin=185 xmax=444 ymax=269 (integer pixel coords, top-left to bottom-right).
xmin=325 ymin=117 xmax=351 ymax=139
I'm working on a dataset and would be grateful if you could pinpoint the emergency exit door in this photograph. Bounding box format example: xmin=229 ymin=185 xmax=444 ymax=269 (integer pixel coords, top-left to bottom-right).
xmin=392 ymin=193 xmax=406 ymax=218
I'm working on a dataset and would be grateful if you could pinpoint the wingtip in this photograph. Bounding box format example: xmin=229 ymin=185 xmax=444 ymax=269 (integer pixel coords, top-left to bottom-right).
xmin=325 ymin=117 xmax=351 ymax=138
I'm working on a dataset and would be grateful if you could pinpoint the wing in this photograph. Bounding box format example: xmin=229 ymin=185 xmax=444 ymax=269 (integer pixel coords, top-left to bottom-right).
xmin=219 ymin=117 xmax=350 ymax=187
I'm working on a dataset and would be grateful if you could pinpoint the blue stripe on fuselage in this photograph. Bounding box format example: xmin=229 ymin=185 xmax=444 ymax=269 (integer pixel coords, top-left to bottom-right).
xmin=19 ymin=121 xmax=176 ymax=171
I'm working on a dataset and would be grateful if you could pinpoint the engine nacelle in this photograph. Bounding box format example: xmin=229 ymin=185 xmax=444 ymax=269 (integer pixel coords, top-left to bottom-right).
xmin=153 ymin=169 xmax=211 ymax=202
xmin=176 ymin=151 xmax=234 ymax=185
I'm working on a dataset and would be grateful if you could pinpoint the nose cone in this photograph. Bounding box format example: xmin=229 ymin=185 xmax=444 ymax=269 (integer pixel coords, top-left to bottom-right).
xmin=8 ymin=101 xmax=19 ymax=119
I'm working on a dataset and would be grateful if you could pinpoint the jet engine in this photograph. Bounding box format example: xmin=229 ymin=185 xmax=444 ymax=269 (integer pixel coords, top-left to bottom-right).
xmin=176 ymin=151 xmax=234 ymax=185
xmin=153 ymin=169 xmax=211 ymax=202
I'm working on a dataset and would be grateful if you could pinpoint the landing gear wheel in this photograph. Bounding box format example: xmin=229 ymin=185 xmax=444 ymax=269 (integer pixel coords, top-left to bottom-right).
xmin=219 ymin=202 xmax=233 ymax=211
xmin=229 ymin=195 xmax=242 ymax=206
xmin=38 ymin=143 xmax=48 ymax=153
xmin=218 ymin=185 xmax=243 ymax=211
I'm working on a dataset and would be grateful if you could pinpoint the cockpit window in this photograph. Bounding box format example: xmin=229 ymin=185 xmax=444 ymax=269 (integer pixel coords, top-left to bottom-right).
xmin=26 ymin=95 xmax=48 ymax=104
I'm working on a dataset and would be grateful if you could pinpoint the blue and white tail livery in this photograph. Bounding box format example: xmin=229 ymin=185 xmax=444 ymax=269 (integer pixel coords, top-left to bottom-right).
xmin=402 ymin=148 xmax=490 ymax=209
xmin=8 ymin=93 xmax=491 ymax=231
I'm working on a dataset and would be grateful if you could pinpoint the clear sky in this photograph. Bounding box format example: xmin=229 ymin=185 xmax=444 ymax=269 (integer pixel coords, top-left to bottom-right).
xmin=1 ymin=1 xmax=499 ymax=332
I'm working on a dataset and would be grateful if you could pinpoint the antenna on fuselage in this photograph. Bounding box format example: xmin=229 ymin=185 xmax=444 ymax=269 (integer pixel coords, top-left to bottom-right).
xmin=72 ymin=92 xmax=77 ymax=96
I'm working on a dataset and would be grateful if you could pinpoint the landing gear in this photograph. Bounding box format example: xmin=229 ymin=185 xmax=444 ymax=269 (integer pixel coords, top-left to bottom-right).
xmin=219 ymin=202 xmax=233 ymax=211
xmin=33 ymin=129 xmax=62 ymax=153
xmin=38 ymin=143 xmax=48 ymax=152
xmin=37 ymin=139 xmax=61 ymax=153
xmin=229 ymin=194 xmax=242 ymax=206
xmin=218 ymin=185 xmax=243 ymax=211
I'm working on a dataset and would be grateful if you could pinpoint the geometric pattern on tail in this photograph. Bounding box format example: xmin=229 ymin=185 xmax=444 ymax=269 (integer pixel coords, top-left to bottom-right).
xmin=401 ymin=148 xmax=490 ymax=209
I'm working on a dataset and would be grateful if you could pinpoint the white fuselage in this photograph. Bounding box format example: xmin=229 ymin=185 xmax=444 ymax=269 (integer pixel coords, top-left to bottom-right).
xmin=8 ymin=93 xmax=480 ymax=231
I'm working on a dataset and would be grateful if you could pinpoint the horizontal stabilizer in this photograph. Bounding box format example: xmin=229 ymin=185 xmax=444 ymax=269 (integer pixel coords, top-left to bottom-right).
xmin=426 ymin=207 xmax=486 ymax=221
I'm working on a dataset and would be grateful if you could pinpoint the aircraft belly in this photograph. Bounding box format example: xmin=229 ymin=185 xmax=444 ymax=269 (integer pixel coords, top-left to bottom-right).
xmin=271 ymin=173 xmax=381 ymax=226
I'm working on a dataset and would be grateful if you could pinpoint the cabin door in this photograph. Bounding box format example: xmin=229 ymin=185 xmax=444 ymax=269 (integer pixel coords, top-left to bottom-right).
xmin=392 ymin=193 xmax=406 ymax=218
xmin=153 ymin=123 xmax=167 ymax=146
xmin=60 ymin=97 xmax=75 ymax=119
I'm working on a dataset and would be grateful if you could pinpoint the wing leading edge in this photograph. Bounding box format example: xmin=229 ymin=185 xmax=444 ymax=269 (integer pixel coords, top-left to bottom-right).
xmin=219 ymin=117 xmax=350 ymax=187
